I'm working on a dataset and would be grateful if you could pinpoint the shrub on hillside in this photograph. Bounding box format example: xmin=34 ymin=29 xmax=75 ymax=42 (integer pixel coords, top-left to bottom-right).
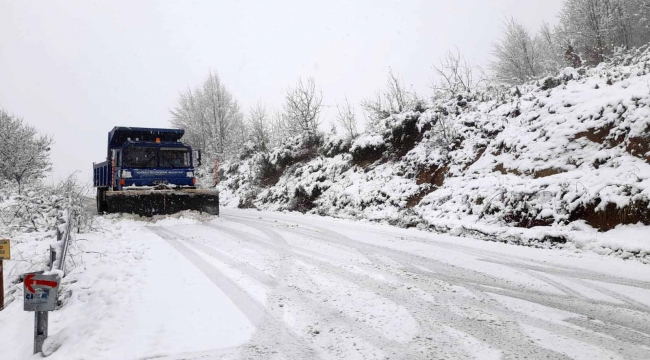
xmin=0 ymin=175 xmax=92 ymax=235
xmin=321 ymin=135 xmax=352 ymax=158
xmin=289 ymin=184 xmax=323 ymax=213
xmin=52 ymin=174 xmax=94 ymax=233
xmin=350 ymin=134 xmax=386 ymax=164
xmin=271 ymin=133 xmax=323 ymax=170
xmin=256 ymin=153 xmax=282 ymax=187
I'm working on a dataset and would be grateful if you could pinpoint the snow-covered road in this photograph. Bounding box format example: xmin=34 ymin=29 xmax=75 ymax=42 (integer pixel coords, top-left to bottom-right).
xmin=3 ymin=209 xmax=650 ymax=359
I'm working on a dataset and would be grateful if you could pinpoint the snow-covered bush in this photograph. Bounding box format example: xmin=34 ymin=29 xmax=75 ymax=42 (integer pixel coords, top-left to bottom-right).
xmin=50 ymin=174 xmax=94 ymax=233
xmin=321 ymin=134 xmax=352 ymax=158
xmin=0 ymin=181 xmax=62 ymax=235
xmin=350 ymin=134 xmax=386 ymax=163
xmin=0 ymin=175 xmax=93 ymax=237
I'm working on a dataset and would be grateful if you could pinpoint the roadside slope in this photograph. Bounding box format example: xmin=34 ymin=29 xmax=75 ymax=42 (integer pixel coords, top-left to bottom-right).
xmin=218 ymin=47 xmax=650 ymax=260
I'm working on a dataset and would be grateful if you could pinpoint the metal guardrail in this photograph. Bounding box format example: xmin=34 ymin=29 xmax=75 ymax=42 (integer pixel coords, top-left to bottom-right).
xmin=49 ymin=209 xmax=73 ymax=274
xmin=32 ymin=209 xmax=74 ymax=354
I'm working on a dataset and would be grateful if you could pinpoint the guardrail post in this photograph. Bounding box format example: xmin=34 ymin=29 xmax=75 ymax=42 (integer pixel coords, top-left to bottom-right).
xmin=59 ymin=210 xmax=72 ymax=275
xmin=49 ymin=246 xmax=57 ymax=270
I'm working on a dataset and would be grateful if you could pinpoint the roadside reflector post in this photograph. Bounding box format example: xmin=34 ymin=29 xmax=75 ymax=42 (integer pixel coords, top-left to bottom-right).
xmin=0 ymin=259 xmax=4 ymax=311
xmin=0 ymin=239 xmax=11 ymax=311
xmin=23 ymin=272 xmax=60 ymax=354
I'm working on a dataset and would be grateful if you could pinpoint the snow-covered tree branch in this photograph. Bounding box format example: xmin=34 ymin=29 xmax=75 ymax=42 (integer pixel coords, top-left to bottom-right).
xmin=558 ymin=0 xmax=650 ymax=65
xmin=170 ymin=72 xmax=246 ymax=165
xmin=491 ymin=18 xmax=548 ymax=85
xmin=0 ymin=109 xmax=53 ymax=194
xmin=281 ymin=77 xmax=323 ymax=135
xmin=432 ymin=49 xmax=485 ymax=97
xmin=361 ymin=69 xmax=415 ymax=128
xmin=335 ymin=97 xmax=358 ymax=140
xmin=247 ymin=101 xmax=271 ymax=151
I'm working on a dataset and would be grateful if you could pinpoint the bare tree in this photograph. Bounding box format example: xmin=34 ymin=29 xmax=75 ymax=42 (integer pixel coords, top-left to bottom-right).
xmin=559 ymin=0 xmax=616 ymax=65
xmin=281 ymin=77 xmax=323 ymax=135
xmin=247 ymin=101 xmax=271 ymax=151
xmin=269 ymin=110 xmax=286 ymax=148
xmin=335 ymin=97 xmax=358 ymax=139
xmin=0 ymin=110 xmax=53 ymax=194
xmin=538 ymin=22 xmax=566 ymax=72
xmin=558 ymin=0 xmax=650 ymax=65
xmin=202 ymin=72 xmax=244 ymax=156
xmin=361 ymin=69 xmax=415 ymax=127
xmin=360 ymin=91 xmax=389 ymax=130
xmin=627 ymin=0 xmax=650 ymax=46
xmin=491 ymin=18 xmax=546 ymax=84
xmin=432 ymin=48 xmax=485 ymax=97
xmin=170 ymin=87 xmax=207 ymax=152
xmin=170 ymin=72 xmax=246 ymax=164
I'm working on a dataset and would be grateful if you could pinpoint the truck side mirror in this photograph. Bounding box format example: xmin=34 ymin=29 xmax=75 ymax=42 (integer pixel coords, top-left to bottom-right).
xmin=196 ymin=150 xmax=202 ymax=167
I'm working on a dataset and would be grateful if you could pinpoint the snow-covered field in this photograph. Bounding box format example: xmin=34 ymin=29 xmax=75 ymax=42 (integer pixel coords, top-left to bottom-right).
xmin=2 ymin=209 xmax=649 ymax=359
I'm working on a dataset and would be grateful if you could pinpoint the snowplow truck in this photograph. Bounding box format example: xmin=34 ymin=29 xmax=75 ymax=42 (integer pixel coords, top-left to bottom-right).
xmin=93 ymin=127 xmax=219 ymax=216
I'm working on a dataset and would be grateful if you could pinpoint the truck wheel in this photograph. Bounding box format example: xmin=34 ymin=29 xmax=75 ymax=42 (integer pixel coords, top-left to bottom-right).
xmin=96 ymin=188 xmax=108 ymax=214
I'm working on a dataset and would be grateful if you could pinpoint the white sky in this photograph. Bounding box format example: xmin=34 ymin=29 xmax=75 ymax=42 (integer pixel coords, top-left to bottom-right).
xmin=0 ymin=0 xmax=565 ymax=184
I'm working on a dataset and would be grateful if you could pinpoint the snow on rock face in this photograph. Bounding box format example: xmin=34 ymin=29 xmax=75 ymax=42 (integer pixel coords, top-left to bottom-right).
xmin=217 ymin=46 xmax=650 ymax=261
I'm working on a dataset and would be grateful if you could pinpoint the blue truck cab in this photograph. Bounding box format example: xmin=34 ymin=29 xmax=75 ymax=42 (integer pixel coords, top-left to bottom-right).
xmin=93 ymin=127 xmax=198 ymax=190
xmin=93 ymin=127 xmax=218 ymax=216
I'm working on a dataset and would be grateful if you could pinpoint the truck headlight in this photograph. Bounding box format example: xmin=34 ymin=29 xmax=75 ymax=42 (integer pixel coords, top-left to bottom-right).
xmin=186 ymin=171 xmax=194 ymax=177
xmin=122 ymin=170 xmax=132 ymax=178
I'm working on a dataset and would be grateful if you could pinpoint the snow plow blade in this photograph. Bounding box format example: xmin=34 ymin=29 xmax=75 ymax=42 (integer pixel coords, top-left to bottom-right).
xmin=105 ymin=189 xmax=219 ymax=216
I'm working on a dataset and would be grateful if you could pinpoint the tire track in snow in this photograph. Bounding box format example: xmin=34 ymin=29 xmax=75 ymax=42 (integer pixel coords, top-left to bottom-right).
xmin=156 ymin=225 xmax=418 ymax=360
xmin=201 ymin=222 xmax=425 ymax=359
xmin=147 ymin=227 xmax=321 ymax=360
xmin=222 ymin=212 xmax=650 ymax=359
xmin=225 ymin=212 xmax=650 ymax=291
xmin=179 ymin=234 xmax=278 ymax=288
xmin=215 ymin=217 xmax=577 ymax=359
xmin=254 ymin=222 xmax=618 ymax=359
xmin=228 ymin=213 xmax=650 ymax=309
xmin=411 ymin=243 xmax=650 ymax=313
xmin=280 ymin=219 xmax=650 ymax=350
xmin=574 ymin=279 xmax=650 ymax=313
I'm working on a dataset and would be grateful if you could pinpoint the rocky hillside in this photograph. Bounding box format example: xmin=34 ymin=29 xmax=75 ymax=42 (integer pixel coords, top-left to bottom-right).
xmin=217 ymin=47 xmax=650 ymax=261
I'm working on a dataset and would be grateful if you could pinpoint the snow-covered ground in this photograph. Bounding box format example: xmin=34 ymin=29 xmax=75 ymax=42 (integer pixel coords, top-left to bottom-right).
xmin=2 ymin=209 xmax=649 ymax=359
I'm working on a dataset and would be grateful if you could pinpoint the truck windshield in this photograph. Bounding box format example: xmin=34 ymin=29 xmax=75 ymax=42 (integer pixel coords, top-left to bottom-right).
xmin=123 ymin=147 xmax=158 ymax=168
xmin=160 ymin=148 xmax=190 ymax=168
